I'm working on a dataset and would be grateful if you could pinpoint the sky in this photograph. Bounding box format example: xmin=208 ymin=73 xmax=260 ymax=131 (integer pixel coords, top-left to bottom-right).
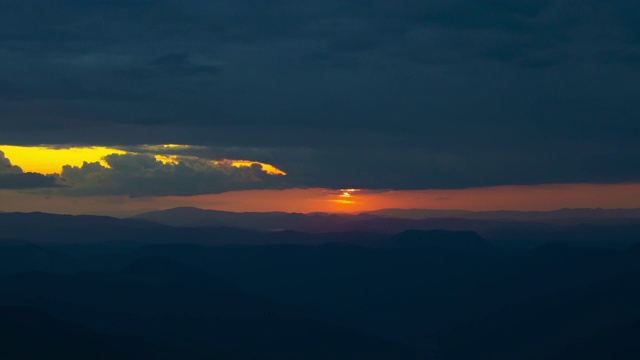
xmin=1 ymin=0 xmax=639 ymax=215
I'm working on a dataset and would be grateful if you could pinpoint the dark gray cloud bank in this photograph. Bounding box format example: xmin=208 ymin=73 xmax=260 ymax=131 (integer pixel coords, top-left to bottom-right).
xmin=0 ymin=150 xmax=59 ymax=189
xmin=0 ymin=0 xmax=639 ymax=193
xmin=60 ymin=153 xmax=286 ymax=197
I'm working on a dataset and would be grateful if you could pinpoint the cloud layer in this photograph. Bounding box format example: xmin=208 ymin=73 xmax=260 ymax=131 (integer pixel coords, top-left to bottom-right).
xmin=0 ymin=150 xmax=59 ymax=189
xmin=60 ymin=153 xmax=286 ymax=196
xmin=0 ymin=1 xmax=639 ymax=189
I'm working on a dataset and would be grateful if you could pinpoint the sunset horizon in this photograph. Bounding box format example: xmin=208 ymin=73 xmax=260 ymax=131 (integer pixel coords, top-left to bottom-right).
xmin=1 ymin=1 xmax=639 ymax=359
xmin=3 ymin=143 xmax=640 ymax=217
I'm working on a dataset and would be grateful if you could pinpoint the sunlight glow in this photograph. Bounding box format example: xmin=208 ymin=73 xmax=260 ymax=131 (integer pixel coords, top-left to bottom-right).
xmin=217 ymin=160 xmax=287 ymax=176
xmin=332 ymin=188 xmax=361 ymax=207
xmin=0 ymin=145 xmax=287 ymax=177
xmin=154 ymin=155 xmax=180 ymax=165
xmin=331 ymin=199 xmax=356 ymax=205
xmin=0 ymin=145 xmax=126 ymax=174
xmin=339 ymin=189 xmax=359 ymax=198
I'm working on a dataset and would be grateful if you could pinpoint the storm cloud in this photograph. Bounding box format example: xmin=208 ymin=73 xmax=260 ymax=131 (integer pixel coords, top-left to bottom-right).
xmin=0 ymin=150 xmax=22 ymax=174
xmin=59 ymin=153 xmax=286 ymax=197
xmin=0 ymin=0 xmax=639 ymax=190
xmin=0 ymin=150 xmax=60 ymax=189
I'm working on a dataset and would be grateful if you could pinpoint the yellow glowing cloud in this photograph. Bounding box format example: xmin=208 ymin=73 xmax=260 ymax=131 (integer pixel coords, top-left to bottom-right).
xmin=0 ymin=145 xmax=126 ymax=174
xmin=0 ymin=145 xmax=287 ymax=178
xmin=215 ymin=160 xmax=287 ymax=176
xmin=154 ymin=155 xmax=180 ymax=165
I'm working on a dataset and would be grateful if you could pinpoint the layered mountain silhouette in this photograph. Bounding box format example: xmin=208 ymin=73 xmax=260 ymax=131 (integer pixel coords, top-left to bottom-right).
xmin=2 ymin=210 xmax=640 ymax=358
xmin=366 ymin=207 xmax=640 ymax=222
xmin=138 ymin=206 xmax=640 ymax=228
xmin=391 ymin=229 xmax=492 ymax=251
xmin=134 ymin=207 xmax=640 ymax=249
xmin=0 ymin=257 xmax=421 ymax=359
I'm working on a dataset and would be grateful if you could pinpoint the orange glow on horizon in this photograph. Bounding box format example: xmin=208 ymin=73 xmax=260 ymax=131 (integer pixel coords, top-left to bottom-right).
xmin=331 ymin=199 xmax=357 ymax=205
xmin=334 ymin=189 xmax=360 ymax=207
xmin=1 ymin=184 xmax=640 ymax=216
xmin=0 ymin=148 xmax=639 ymax=216
xmin=339 ymin=188 xmax=359 ymax=198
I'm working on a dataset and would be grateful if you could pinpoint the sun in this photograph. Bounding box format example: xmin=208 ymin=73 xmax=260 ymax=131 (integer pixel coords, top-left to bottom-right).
xmin=330 ymin=189 xmax=360 ymax=205
xmin=340 ymin=189 xmax=358 ymax=197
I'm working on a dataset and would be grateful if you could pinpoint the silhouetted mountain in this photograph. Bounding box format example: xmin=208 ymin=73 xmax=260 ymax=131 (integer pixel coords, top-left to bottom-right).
xmin=0 ymin=244 xmax=79 ymax=275
xmin=139 ymin=207 xmax=640 ymax=230
xmin=0 ymin=212 xmax=163 ymax=244
xmin=439 ymin=265 xmax=640 ymax=359
xmin=0 ymin=257 xmax=422 ymax=359
xmin=391 ymin=230 xmax=492 ymax=252
xmin=549 ymin=319 xmax=640 ymax=360
xmin=133 ymin=208 xmax=640 ymax=250
xmin=3 ymin=211 xmax=640 ymax=252
xmin=132 ymin=241 xmax=502 ymax=346
xmin=0 ymin=257 xmax=270 ymax=320
xmin=0 ymin=212 xmax=359 ymax=247
xmin=366 ymin=207 xmax=640 ymax=222
xmin=0 ymin=306 xmax=157 ymax=360
xmin=130 ymin=241 xmax=640 ymax=351
xmin=3 ymin=210 xmax=640 ymax=358
xmin=134 ymin=207 xmax=364 ymax=231
xmin=429 ymin=242 xmax=640 ymax=359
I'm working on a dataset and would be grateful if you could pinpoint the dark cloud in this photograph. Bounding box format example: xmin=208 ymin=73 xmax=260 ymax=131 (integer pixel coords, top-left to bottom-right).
xmin=149 ymin=53 xmax=220 ymax=74
xmin=0 ymin=150 xmax=60 ymax=189
xmin=121 ymin=53 xmax=221 ymax=79
xmin=59 ymin=153 xmax=286 ymax=197
xmin=0 ymin=172 xmax=61 ymax=190
xmin=0 ymin=150 xmax=22 ymax=174
xmin=0 ymin=1 xmax=638 ymax=190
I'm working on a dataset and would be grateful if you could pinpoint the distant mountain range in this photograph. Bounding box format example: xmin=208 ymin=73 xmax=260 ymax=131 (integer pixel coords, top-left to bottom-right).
xmin=1 ymin=209 xmax=640 ymax=251
xmin=0 ymin=211 xmax=495 ymax=251
xmin=134 ymin=207 xmax=374 ymax=231
xmin=133 ymin=207 xmax=640 ymax=249
xmin=136 ymin=207 xmax=640 ymax=230
xmin=366 ymin=207 xmax=640 ymax=221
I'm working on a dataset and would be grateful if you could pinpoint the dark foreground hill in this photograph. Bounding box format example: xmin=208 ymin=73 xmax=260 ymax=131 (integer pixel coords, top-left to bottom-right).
xmin=3 ymin=240 xmax=640 ymax=359
xmin=439 ymin=261 xmax=640 ymax=359
xmin=0 ymin=257 xmax=422 ymax=360
xmin=0 ymin=306 xmax=157 ymax=360
xmin=2 ymin=211 xmax=640 ymax=358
